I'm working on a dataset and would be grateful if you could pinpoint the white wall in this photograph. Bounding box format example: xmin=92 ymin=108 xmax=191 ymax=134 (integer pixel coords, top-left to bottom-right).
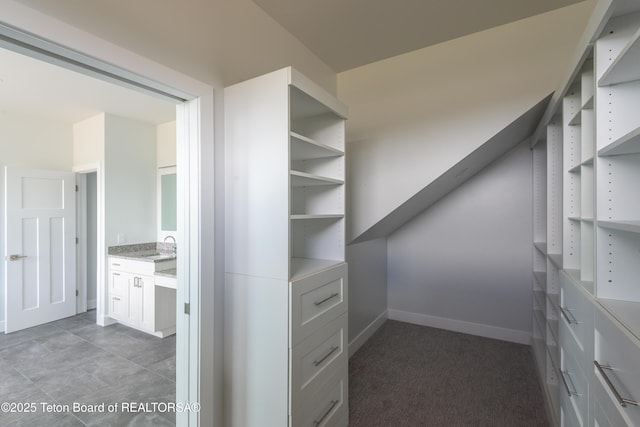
xmin=157 ymin=121 xmax=177 ymax=168
xmin=387 ymin=141 xmax=533 ymax=344
xmin=0 ymin=111 xmax=73 ymax=331
xmin=346 ymin=238 xmax=388 ymax=356
xmin=338 ymin=2 xmax=595 ymax=242
xmin=104 ymin=114 xmax=157 ymax=246
xmin=73 ymin=114 xmax=105 ymax=168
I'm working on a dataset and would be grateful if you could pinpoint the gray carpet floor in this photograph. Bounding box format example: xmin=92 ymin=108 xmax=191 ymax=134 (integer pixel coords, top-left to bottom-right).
xmin=349 ymin=320 xmax=549 ymax=427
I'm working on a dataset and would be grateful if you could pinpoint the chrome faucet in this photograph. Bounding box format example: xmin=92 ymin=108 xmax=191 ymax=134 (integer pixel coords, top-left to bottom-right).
xmin=164 ymin=235 xmax=176 ymax=255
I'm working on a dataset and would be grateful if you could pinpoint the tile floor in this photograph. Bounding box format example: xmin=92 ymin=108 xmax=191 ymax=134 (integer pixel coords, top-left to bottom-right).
xmin=0 ymin=311 xmax=176 ymax=426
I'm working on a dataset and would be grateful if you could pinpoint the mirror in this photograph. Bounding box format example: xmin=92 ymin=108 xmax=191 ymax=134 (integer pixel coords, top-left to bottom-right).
xmin=159 ymin=167 xmax=177 ymax=232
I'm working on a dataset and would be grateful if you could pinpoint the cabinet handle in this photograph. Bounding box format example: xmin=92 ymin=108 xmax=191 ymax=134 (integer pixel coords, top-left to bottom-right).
xmin=560 ymin=306 xmax=579 ymax=324
xmin=313 ymin=345 xmax=339 ymax=367
xmin=594 ymin=361 xmax=639 ymax=407
xmin=112 ymin=272 xmax=120 ymax=276
xmin=314 ymin=292 xmax=340 ymax=306
xmin=112 ymin=263 xmax=121 ymax=267
xmin=560 ymin=370 xmax=578 ymax=397
xmin=313 ymin=399 xmax=339 ymax=426
xmin=113 ymin=296 xmax=120 ymax=301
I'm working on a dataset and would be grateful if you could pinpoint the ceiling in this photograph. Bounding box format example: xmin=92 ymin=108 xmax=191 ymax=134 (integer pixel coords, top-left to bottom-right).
xmin=0 ymin=1 xmax=588 ymax=125
xmin=251 ymin=0 xmax=587 ymax=72
xmin=0 ymin=46 xmax=176 ymax=126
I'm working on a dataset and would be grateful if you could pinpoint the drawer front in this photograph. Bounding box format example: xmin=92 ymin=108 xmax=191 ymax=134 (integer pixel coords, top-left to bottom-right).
xmin=109 ymin=293 xmax=128 ymax=321
xmin=291 ymin=313 xmax=347 ymax=412
xmin=559 ymin=271 xmax=595 ymax=374
xmin=560 ymin=345 xmax=588 ymax=426
xmin=292 ymin=366 xmax=348 ymax=427
xmin=109 ymin=271 xmax=130 ymax=297
xmin=290 ymin=264 xmax=347 ymax=345
xmin=594 ymin=307 xmax=640 ymax=425
xmin=593 ymin=375 xmax=632 ymax=427
xmin=109 ymin=257 xmax=156 ymax=275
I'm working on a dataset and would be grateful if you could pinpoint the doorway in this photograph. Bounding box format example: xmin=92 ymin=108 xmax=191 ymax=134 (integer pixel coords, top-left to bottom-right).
xmin=1 ymin=10 xmax=213 ymax=424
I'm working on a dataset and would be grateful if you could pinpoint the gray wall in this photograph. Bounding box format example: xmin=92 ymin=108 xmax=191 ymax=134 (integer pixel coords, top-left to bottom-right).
xmin=386 ymin=141 xmax=533 ymax=343
xmin=346 ymin=238 xmax=388 ymax=355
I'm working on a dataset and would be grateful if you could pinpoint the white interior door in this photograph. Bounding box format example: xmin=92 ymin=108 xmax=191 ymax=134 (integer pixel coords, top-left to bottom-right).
xmin=4 ymin=166 xmax=76 ymax=333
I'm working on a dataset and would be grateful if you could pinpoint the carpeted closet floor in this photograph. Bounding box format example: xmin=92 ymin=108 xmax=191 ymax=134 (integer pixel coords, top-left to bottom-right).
xmin=349 ymin=320 xmax=549 ymax=427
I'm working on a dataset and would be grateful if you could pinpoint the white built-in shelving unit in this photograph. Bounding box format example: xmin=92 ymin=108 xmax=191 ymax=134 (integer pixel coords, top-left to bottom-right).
xmin=530 ymin=2 xmax=640 ymax=425
xmin=225 ymin=67 xmax=349 ymax=427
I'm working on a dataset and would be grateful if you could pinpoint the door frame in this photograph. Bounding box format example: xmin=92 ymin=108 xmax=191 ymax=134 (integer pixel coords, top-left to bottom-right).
xmin=75 ymin=166 xmax=100 ymax=314
xmin=0 ymin=3 xmax=216 ymax=426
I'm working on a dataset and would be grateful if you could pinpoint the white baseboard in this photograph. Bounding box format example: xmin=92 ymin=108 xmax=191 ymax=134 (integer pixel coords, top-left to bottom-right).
xmin=349 ymin=310 xmax=388 ymax=358
xmin=387 ymin=309 xmax=531 ymax=345
xmin=0 ymin=320 xmax=4 ymax=333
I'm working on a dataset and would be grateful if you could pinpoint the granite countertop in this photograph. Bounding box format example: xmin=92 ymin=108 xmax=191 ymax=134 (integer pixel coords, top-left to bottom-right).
xmin=108 ymin=242 xmax=176 ymax=263
xmin=155 ymin=268 xmax=177 ymax=278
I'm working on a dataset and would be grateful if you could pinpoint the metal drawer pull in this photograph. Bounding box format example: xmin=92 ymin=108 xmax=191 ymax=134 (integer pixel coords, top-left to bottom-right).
xmin=594 ymin=361 xmax=639 ymax=407
xmin=560 ymin=370 xmax=578 ymax=397
xmin=560 ymin=306 xmax=579 ymax=324
xmin=313 ymin=399 xmax=339 ymax=426
xmin=8 ymin=254 xmax=27 ymax=261
xmin=314 ymin=292 xmax=339 ymax=306
xmin=113 ymin=296 xmax=120 ymax=301
xmin=313 ymin=346 xmax=339 ymax=367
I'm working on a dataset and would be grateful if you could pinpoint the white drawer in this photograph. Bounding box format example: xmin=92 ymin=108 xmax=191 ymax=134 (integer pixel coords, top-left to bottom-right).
xmin=291 ymin=313 xmax=347 ymax=413
xmin=594 ymin=306 xmax=640 ymax=426
xmin=291 ymin=366 xmax=348 ymax=427
xmin=559 ymin=271 xmax=595 ymax=373
xmin=560 ymin=345 xmax=588 ymax=426
xmin=109 ymin=270 xmax=130 ymax=297
xmin=593 ymin=374 xmax=632 ymax=427
xmin=561 ymin=403 xmax=580 ymax=427
xmin=290 ymin=263 xmax=347 ymax=345
xmin=109 ymin=257 xmax=157 ymax=275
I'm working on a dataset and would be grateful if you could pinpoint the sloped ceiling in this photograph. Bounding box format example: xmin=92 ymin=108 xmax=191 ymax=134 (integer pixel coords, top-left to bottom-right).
xmin=251 ymin=0 xmax=586 ymax=72
xmin=350 ymin=94 xmax=552 ymax=244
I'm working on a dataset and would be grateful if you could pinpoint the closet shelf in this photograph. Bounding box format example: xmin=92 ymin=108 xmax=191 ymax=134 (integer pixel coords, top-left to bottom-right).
xmin=548 ymin=253 xmax=563 ymax=269
xmin=598 ymin=26 xmax=640 ymax=87
xmin=598 ymin=298 xmax=640 ymax=342
xmin=568 ymin=110 xmax=581 ymax=126
xmin=290 ymin=170 xmax=343 ymax=186
xmin=534 ymin=241 xmax=548 ymax=255
xmin=582 ymin=94 xmax=594 ymax=110
xmin=598 ymin=125 xmax=640 ymax=156
xmin=581 ymin=157 xmax=594 ymax=166
xmin=290 ymin=257 xmax=344 ymax=281
xmin=568 ymin=163 xmax=582 ymax=173
xmin=290 ymin=131 xmax=343 ymax=160
xmin=598 ymin=220 xmax=640 ymax=234
xmin=564 ymin=268 xmax=595 ymax=296
xmin=534 ymin=271 xmax=547 ymax=289
xmin=290 ymin=214 xmax=344 ymax=220
xmin=568 ymin=216 xmax=581 ymax=221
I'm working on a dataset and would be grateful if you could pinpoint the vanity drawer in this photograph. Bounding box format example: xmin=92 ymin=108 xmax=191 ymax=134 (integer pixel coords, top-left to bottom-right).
xmin=109 ymin=257 xmax=156 ymax=275
xmin=594 ymin=306 xmax=640 ymax=425
xmin=291 ymin=366 xmax=348 ymax=427
xmin=109 ymin=270 xmax=130 ymax=297
xmin=290 ymin=263 xmax=347 ymax=345
xmin=291 ymin=313 xmax=347 ymax=413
